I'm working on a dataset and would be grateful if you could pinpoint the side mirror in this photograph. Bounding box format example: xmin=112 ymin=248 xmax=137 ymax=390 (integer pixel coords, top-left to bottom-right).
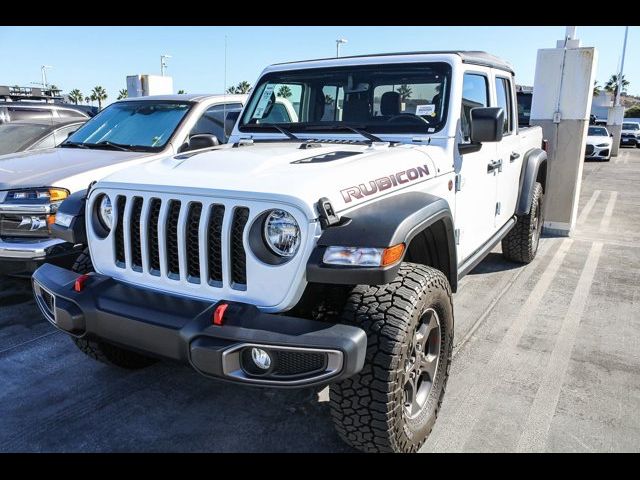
xmin=224 ymin=110 xmax=241 ymax=138
xmin=187 ymin=134 xmax=220 ymax=151
xmin=610 ymin=133 xmax=614 ymax=137
xmin=470 ymin=107 xmax=504 ymax=143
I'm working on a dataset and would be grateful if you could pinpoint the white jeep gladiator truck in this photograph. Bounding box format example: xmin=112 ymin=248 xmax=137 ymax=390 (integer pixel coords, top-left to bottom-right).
xmin=33 ymin=51 xmax=547 ymax=453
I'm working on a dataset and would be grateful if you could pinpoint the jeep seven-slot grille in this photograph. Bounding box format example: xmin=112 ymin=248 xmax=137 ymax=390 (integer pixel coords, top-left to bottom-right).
xmin=111 ymin=195 xmax=249 ymax=290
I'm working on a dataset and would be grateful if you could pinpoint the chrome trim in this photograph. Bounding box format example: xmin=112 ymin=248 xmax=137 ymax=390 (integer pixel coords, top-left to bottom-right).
xmin=0 ymin=237 xmax=67 ymax=259
xmin=32 ymin=279 xmax=57 ymax=325
xmin=0 ymin=204 xmax=51 ymax=214
xmin=221 ymin=343 xmax=343 ymax=385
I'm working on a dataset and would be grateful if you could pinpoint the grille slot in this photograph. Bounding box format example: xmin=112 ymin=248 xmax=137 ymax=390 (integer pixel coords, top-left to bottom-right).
xmin=166 ymin=200 xmax=182 ymax=278
xmin=115 ymin=196 xmax=126 ymax=266
xmin=148 ymin=199 xmax=161 ymax=274
xmin=186 ymin=202 xmax=202 ymax=281
xmin=230 ymin=207 xmax=249 ymax=288
xmin=130 ymin=197 xmax=143 ymax=270
xmin=585 ymin=144 xmax=594 ymax=155
xmin=207 ymin=204 xmax=225 ymax=285
xmin=273 ymin=351 xmax=327 ymax=377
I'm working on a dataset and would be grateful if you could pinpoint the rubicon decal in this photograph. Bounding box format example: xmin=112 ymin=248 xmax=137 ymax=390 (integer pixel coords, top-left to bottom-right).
xmin=340 ymin=165 xmax=430 ymax=203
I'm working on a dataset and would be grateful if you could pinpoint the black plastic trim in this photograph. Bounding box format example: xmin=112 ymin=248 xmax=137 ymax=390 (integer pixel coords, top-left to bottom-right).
xmin=458 ymin=216 xmax=516 ymax=279
xmin=50 ymin=190 xmax=87 ymax=245
xmin=517 ymin=148 xmax=547 ymax=215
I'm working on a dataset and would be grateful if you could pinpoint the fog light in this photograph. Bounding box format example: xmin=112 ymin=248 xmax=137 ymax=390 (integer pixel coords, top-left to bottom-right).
xmin=251 ymin=348 xmax=272 ymax=370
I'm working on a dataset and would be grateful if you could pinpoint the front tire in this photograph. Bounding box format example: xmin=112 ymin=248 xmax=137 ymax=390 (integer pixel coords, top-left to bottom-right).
xmin=329 ymin=263 xmax=454 ymax=453
xmin=502 ymin=182 xmax=543 ymax=264
xmin=70 ymin=248 xmax=156 ymax=369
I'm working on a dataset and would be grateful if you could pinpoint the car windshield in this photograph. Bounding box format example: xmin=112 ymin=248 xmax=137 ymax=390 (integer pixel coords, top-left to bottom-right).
xmin=0 ymin=123 xmax=48 ymax=155
xmin=588 ymin=126 xmax=608 ymax=136
xmin=623 ymin=123 xmax=639 ymax=131
xmin=239 ymin=62 xmax=451 ymax=136
xmin=64 ymin=100 xmax=192 ymax=151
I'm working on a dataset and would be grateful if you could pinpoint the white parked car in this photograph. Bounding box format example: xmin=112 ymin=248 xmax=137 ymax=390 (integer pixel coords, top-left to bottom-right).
xmin=34 ymin=51 xmax=547 ymax=453
xmin=585 ymin=125 xmax=613 ymax=161
xmin=0 ymin=94 xmax=247 ymax=276
xmin=620 ymin=121 xmax=640 ymax=148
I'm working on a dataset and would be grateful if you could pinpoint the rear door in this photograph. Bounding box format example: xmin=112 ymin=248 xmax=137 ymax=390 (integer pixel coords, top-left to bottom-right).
xmin=493 ymin=73 xmax=522 ymax=228
xmin=454 ymin=70 xmax=499 ymax=262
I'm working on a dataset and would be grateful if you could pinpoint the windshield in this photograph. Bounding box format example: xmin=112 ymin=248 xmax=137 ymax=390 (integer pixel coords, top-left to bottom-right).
xmin=65 ymin=100 xmax=192 ymax=151
xmin=588 ymin=126 xmax=608 ymax=136
xmin=623 ymin=123 xmax=639 ymax=131
xmin=239 ymin=62 xmax=451 ymax=136
xmin=0 ymin=123 xmax=47 ymax=155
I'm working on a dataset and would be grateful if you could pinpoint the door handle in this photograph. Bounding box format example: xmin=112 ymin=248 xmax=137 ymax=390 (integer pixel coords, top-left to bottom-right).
xmin=510 ymin=151 xmax=520 ymax=162
xmin=487 ymin=159 xmax=503 ymax=173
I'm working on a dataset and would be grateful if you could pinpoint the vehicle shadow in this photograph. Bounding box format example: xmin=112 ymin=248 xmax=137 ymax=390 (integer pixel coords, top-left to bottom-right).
xmin=0 ymin=276 xmax=33 ymax=307
xmin=467 ymin=252 xmax=522 ymax=275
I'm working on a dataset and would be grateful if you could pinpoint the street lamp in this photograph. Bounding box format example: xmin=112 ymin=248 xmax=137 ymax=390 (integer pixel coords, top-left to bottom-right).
xmin=615 ymin=26 xmax=629 ymax=106
xmin=40 ymin=65 xmax=52 ymax=89
xmin=336 ymin=39 xmax=348 ymax=58
xmin=160 ymin=54 xmax=172 ymax=76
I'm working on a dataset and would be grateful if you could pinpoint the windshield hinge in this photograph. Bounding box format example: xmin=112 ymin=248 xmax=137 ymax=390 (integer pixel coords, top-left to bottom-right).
xmin=454 ymin=174 xmax=463 ymax=192
xmin=233 ymin=138 xmax=254 ymax=148
xmin=317 ymin=197 xmax=340 ymax=229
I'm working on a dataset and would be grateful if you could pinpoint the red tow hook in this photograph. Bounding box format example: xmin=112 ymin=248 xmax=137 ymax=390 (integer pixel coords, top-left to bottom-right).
xmin=213 ymin=303 xmax=229 ymax=326
xmin=73 ymin=274 xmax=90 ymax=293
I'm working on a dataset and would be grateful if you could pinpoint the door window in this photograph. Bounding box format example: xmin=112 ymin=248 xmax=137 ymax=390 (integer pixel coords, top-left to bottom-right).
xmin=495 ymin=77 xmax=513 ymax=134
xmin=190 ymin=103 xmax=243 ymax=143
xmin=461 ymin=73 xmax=489 ymax=142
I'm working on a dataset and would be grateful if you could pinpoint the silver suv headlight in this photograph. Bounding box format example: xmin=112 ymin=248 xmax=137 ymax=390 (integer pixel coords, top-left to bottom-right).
xmin=263 ymin=209 xmax=301 ymax=257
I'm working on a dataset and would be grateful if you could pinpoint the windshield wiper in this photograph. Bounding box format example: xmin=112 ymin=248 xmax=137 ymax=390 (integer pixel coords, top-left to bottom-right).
xmin=302 ymin=124 xmax=384 ymax=143
xmin=91 ymin=141 xmax=132 ymax=152
xmin=247 ymin=123 xmax=300 ymax=140
xmin=60 ymin=141 xmax=89 ymax=149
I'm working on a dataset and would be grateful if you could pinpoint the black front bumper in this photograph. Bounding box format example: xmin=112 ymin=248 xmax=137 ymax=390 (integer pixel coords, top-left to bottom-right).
xmin=32 ymin=263 xmax=367 ymax=388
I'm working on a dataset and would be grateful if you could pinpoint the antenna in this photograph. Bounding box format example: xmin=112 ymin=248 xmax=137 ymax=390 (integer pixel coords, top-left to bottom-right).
xmin=223 ymin=34 xmax=228 ymax=142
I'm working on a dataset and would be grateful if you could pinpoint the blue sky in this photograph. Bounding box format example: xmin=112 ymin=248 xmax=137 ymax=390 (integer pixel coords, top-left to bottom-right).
xmin=1 ymin=26 xmax=637 ymax=106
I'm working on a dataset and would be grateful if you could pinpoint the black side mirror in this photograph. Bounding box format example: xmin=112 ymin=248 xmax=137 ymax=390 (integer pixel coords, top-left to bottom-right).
xmin=224 ymin=110 xmax=241 ymax=138
xmin=188 ymin=134 xmax=220 ymax=151
xmin=610 ymin=133 xmax=614 ymax=137
xmin=470 ymin=107 xmax=504 ymax=143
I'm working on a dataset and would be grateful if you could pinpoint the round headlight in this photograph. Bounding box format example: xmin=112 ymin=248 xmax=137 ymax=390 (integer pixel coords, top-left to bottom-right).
xmin=98 ymin=195 xmax=113 ymax=231
xmin=263 ymin=209 xmax=301 ymax=257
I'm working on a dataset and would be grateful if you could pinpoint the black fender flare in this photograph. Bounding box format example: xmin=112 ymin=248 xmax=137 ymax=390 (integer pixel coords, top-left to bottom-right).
xmin=50 ymin=189 xmax=88 ymax=245
xmin=306 ymin=192 xmax=458 ymax=291
xmin=516 ymin=148 xmax=547 ymax=215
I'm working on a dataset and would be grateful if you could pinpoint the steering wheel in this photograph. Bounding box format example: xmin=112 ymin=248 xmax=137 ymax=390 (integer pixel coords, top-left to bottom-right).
xmin=386 ymin=114 xmax=431 ymax=125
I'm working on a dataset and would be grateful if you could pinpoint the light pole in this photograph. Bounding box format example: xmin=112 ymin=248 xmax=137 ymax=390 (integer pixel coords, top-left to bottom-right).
xmin=40 ymin=65 xmax=52 ymax=89
xmin=615 ymin=26 xmax=629 ymax=106
xmin=160 ymin=54 xmax=172 ymax=76
xmin=336 ymin=39 xmax=348 ymax=58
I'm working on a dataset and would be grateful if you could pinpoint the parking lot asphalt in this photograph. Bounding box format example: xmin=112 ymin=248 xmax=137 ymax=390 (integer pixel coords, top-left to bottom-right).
xmin=1 ymin=148 xmax=639 ymax=452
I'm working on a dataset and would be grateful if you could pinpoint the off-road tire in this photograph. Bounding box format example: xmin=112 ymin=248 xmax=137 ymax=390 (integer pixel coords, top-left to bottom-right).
xmin=70 ymin=249 xmax=156 ymax=369
xmin=329 ymin=263 xmax=454 ymax=453
xmin=72 ymin=337 xmax=157 ymax=369
xmin=71 ymin=248 xmax=94 ymax=274
xmin=502 ymin=182 xmax=543 ymax=264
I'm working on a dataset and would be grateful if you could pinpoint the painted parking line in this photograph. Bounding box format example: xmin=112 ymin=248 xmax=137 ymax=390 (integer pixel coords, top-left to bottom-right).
xmin=577 ymin=190 xmax=601 ymax=225
xmin=599 ymin=191 xmax=618 ymax=233
xmin=424 ymin=239 xmax=573 ymax=452
xmin=516 ymin=241 xmax=603 ymax=452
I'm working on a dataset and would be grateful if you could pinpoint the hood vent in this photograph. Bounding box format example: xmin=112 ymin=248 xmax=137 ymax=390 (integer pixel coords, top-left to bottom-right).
xmin=292 ymin=151 xmax=361 ymax=164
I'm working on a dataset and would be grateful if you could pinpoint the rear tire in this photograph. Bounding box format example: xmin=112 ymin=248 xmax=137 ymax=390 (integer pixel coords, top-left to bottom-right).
xmin=329 ymin=263 xmax=454 ymax=453
xmin=502 ymin=182 xmax=543 ymax=264
xmin=70 ymin=248 xmax=156 ymax=369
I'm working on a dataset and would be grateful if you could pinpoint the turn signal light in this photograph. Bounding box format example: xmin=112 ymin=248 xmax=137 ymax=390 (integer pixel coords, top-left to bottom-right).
xmin=213 ymin=303 xmax=228 ymax=325
xmin=382 ymin=243 xmax=405 ymax=266
xmin=74 ymin=274 xmax=90 ymax=292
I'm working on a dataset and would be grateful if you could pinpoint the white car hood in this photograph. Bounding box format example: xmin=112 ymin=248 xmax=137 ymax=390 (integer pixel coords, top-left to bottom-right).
xmin=97 ymin=142 xmax=441 ymax=218
xmin=586 ymin=135 xmax=611 ymax=146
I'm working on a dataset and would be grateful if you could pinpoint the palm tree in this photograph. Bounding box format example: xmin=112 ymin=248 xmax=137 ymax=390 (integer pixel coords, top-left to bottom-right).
xmin=84 ymin=96 xmax=91 ymax=105
xmin=324 ymin=94 xmax=334 ymax=105
xmin=226 ymin=86 xmax=238 ymax=94
xmin=117 ymin=89 xmax=128 ymax=100
xmin=605 ymin=74 xmax=630 ymax=100
xmin=593 ymin=81 xmax=601 ymax=97
xmin=236 ymin=81 xmax=251 ymax=94
xmin=177 ymin=89 xmax=186 ymax=94
xmin=68 ymin=89 xmax=83 ymax=105
xmin=397 ymin=84 xmax=413 ymax=101
xmin=277 ymin=85 xmax=292 ymax=98
xmin=91 ymin=86 xmax=108 ymax=110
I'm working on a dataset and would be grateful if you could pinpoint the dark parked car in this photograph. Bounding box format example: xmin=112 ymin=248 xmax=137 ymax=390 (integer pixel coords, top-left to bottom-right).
xmin=0 ymin=119 xmax=85 ymax=156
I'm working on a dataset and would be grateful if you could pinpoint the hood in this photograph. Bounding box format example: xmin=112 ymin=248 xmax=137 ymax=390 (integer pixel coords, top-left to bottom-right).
xmin=0 ymin=147 xmax=154 ymax=191
xmin=586 ymin=135 xmax=612 ymax=145
xmin=98 ymin=142 xmax=441 ymax=218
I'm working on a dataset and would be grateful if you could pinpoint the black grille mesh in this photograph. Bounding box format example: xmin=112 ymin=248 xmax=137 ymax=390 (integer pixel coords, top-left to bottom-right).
xmin=231 ymin=207 xmax=249 ymax=286
xmin=273 ymin=351 xmax=327 ymax=376
xmin=148 ymin=199 xmax=161 ymax=272
xmin=186 ymin=203 xmax=202 ymax=280
xmin=166 ymin=200 xmax=181 ymax=276
xmin=207 ymin=205 xmax=225 ymax=284
xmin=115 ymin=196 xmax=126 ymax=265
xmin=130 ymin=197 xmax=143 ymax=269
xmin=42 ymin=289 xmax=55 ymax=315
xmin=585 ymin=144 xmax=595 ymax=155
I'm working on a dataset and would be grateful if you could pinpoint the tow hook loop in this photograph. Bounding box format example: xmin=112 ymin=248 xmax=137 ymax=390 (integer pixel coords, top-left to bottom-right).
xmin=213 ymin=303 xmax=229 ymax=325
xmin=317 ymin=197 xmax=340 ymax=229
xmin=74 ymin=274 xmax=90 ymax=292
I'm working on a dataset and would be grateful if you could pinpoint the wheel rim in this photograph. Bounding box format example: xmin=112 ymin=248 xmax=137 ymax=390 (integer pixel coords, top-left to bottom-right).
xmin=403 ymin=308 xmax=441 ymax=419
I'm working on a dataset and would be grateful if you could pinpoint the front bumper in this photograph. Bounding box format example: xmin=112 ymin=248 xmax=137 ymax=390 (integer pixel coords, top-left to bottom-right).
xmin=0 ymin=237 xmax=81 ymax=276
xmin=585 ymin=144 xmax=610 ymax=159
xmin=620 ymin=137 xmax=639 ymax=146
xmin=32 ymin=263 xmax=367 ymax=388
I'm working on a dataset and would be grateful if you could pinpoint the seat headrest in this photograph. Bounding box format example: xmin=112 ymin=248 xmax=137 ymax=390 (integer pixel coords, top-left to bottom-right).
xmin=380 ymin=91 xmax=401 ymax=116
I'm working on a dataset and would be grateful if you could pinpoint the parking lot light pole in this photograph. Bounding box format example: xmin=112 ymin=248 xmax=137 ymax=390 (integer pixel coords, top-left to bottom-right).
xmin=615 ymin=26 xmax=629 ymax=107
xmin=336 ymin=39 xmax=347 ymax=58
xmin=160 ymin=54 xmax=172 ymax=76
xmin=40 ymin=65 xmax=52 ymax=89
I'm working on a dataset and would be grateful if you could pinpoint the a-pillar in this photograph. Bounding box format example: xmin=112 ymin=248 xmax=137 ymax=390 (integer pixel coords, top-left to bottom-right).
xmin=530 ymin=31 xmax=598 ymax=236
